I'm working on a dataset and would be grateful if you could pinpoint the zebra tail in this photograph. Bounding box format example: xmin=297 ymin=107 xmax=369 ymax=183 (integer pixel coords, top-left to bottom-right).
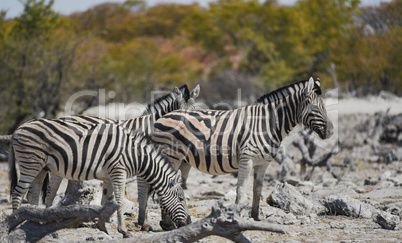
xmin=42 ymin=173 xmax=49 ymax=204
xmin=8 ymin=143 xmax=17 ymax=198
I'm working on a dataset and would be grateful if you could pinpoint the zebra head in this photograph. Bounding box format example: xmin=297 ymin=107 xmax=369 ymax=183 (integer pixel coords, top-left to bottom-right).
xmin=159 ymin=170 xmax=191 ymax=228
xmin=177 ymin=84 xmax=200 ymax=110
xmin=299 ymin=77 xmax=334 ymax=140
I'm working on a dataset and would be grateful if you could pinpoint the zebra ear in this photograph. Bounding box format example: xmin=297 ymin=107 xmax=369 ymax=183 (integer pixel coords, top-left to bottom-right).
xmin=174 ymin=87 xmax=183 ymax=102
xmin=305 ymin=77 xmax=314 ymax=95
xmin=190 ymin=84 xmax=200 ymax=99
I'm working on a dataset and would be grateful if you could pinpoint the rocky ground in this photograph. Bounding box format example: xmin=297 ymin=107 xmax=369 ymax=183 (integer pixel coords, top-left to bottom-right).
xmin=1 ymin=96 xmax=402 ymax=242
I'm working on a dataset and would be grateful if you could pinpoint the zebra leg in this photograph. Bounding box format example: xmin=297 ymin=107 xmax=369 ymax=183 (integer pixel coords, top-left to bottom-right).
xmin=101 ymin=179 xmax=114 ymax=206
xmin=10 ymin=145 xmax=46 ymax=211
xmin=235 ymin=158 xmax=253 ymax=205
xmin=110 ymin=169 xmax=130 ymax=237
xmin=96 ymin=178 xmax=114 ymax=233
xmin=178 ymin=162 xmax=191 ymax=189
xmin=45 ymin=174 xmax=63 ymax=207
xmin=137 ymin=176 xmax=152 ymax=231
xmin=11 ymin=166 xmax=45 ymax=211
xmin=27 ymin=169 xmax=47 ymax=205
xmin=251 ymin=164 xmax=269 ymax=220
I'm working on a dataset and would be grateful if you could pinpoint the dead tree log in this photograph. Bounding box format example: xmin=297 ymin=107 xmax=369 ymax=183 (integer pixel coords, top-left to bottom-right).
xmin=57 ymin=180 xmax=86 ymax=206
xmin=366 ymin=108 xmax=390 ymax=147
xmin=122 ymin=201 xmax=286 ymax=243
xmin=2 ymin=201 xmax=119 ymax=243
xmin=0 ymin=135 xmax=11 ymax=162
xmin=0 ymin=135 xmax=12 ymax=143
xmin=292 ymin=129 xmax=340 ymax=180
xmin=1 ymin=199 xmax=285 ymax=243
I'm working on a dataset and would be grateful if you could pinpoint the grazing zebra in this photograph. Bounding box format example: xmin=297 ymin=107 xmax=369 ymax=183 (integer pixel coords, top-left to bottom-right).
xmin=26 ymin=84 xmax=199 ymax=230
xmin=9 ymin=120 xmax=190 ymax=237
xmin=145 ymin=77 xmax=333 ymax=222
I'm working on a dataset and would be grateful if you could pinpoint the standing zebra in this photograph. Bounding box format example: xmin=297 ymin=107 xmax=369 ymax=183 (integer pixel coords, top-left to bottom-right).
xmin=9 ymin=120 xmax=190 ymax=237
xmin=145 ymin=77 xmax=333 ymax=222
xmin=26 ymin=84 xmax=199 ymax=230
xmin=176 ymin=78 xmax=322 ymax=188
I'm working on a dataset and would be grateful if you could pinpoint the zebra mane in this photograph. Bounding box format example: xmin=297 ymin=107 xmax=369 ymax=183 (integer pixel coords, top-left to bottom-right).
xmin=143 ymin=85 xmax=190 ymax=115
xmin=254 ymin=78 xmax=322 ymax=105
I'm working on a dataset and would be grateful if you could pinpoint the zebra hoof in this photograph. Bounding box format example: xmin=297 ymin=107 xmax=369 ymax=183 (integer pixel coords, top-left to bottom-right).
xmin=253 ymin=216 xmax=262 ymax=221
xmin=122 ymin=231 xmax=133 ymax=238
xmin=97 ymin=221 xmax=108 ymax=235
xmin=140 ymin=224 xmax=153 ymax=231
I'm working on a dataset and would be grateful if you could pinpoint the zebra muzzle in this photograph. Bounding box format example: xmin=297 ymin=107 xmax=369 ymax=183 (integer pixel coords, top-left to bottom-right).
xmin=325 ymin=120 xmax=334 ymax=139
xmin=186 ymin=214 xmax=192 ymax=224
xmin=176 ymin=219 xmax=188 ymax=228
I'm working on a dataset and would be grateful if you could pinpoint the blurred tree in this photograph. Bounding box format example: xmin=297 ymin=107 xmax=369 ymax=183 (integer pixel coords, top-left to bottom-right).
xmin=69 ymin=3 xmax=133 ymax=41
xmin=332 ymin=0 xmax=401 ymax=95
xmin=0 ymin=0 xmax=79 ymax=133
xmin=296 ymin=0 xmax=360 ymax=79
xmin=183 ymin=0 xmax=313 ymax=89
xmin=106 ymin=36 xmax=203 ymax=101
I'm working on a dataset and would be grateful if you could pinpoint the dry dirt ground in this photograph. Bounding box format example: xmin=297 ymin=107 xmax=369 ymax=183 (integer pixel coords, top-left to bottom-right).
xmin=1 ymin=97 xmax=402 ymax=242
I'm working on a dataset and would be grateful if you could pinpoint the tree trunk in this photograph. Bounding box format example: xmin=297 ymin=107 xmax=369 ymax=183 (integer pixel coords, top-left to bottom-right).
xmin=2 ymin=201 xmax=285 ymax=243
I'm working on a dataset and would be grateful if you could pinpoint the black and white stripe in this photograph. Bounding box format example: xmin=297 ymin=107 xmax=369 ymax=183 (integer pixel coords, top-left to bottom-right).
xmin=25 ymin=84 xmax=199 ymax=230
xmin=9 ymin=119 xmax=190 ymax=236
xmin=147 ymin=77 xmax=333 ymax=221
xmin=26 ymin=85 xmax=198 ymax=202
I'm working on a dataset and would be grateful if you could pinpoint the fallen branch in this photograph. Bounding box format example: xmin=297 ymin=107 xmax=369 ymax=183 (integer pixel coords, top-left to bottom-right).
xmin=367 ymin=108 xmax=390 ymax=147
xmin=0 ymin=135 xmax=11 ymax=162
xmin=0 ymin=135 xmax=12 ymax=143
xmin=122 ymin=200 xmax=286 ymax=243
xmin=1 ymin=200 xmax=285 ymax=243
xmin=2 ymin=201 xmax=119 ymax=243
xmin=57 ymin=180 xmax=85 ymax=206
xmin=292 ymin=129 xmax=340 ymax=179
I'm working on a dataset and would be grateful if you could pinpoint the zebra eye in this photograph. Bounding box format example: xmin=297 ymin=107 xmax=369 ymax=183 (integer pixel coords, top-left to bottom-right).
xmin=178 ymin=195 xmax=184 ymax=201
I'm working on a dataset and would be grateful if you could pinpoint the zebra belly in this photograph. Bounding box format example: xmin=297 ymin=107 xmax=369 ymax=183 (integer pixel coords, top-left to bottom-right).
xmin=183 ymin=139 xmax=240 ymax=175
xmin=45 ymin=154 xmax=111 ymax=181
xmin=153 ymin=109 xmax=246 ymax=175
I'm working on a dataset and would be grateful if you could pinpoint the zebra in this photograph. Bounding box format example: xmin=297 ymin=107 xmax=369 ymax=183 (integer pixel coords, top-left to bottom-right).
xmin=177 ymin=78 xmax=321 ymax=189
xmin=9 ymin=119 xmax=191 ymax=237
xmin=26 ymin=84 xmax=200 ymax=230
xmin=144 ymin=77 xmax=333 ymax=223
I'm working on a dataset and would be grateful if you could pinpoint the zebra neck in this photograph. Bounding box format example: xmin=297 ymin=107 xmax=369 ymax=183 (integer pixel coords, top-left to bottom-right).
xmin=272 ymin=90 xmax=305 ymax=142
xmin=135 ymin=143 xmax=175 ymax=194
xmin=143 ymin=93 xmax=178 ymax=119
xmin=254 ymin=91 xmax=303 ymax=146
xmin=120 ymin=93 xmax=179 ymax=134
xmin=120 ymin=115 xmax=153 ymax=135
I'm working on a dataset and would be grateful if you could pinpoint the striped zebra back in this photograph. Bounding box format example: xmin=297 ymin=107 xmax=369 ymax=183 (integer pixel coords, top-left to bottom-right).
xmin=11 ymin=119 xmax=131 ymax=181
xmin=151 ymin=77 xmax=333 ymax=175
xmin=61 ymin=84 xmax=200 ymax=135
